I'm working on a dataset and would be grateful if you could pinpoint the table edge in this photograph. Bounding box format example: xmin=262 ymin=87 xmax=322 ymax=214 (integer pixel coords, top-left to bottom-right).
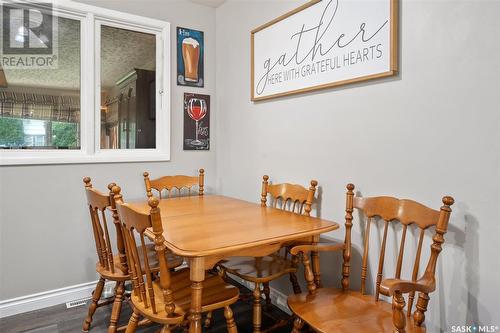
xmin=145 ymin=223 xmax=339 ymax=257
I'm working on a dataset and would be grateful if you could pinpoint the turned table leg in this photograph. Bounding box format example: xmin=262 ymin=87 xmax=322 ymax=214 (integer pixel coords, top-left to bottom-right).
xmin=189 ymin=257 xmax=205 ymax=333
xmin=253 ymin=282 xmax=262 ymax=333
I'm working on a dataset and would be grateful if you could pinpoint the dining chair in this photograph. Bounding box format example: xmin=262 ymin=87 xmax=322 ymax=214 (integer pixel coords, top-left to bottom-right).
xmin=82 ymin=177 xmax=183 ymax=333
xmin=143 ymin=168 xmax=204 ymax=198
xmin=82 ymin=177 xmax=132 ymax=333
xmin=219 ymin=175 xmax=318 ymax=333
xmin=143 ymin=171 xmax=197 ymax=271
xmin=287 ymin=183 xmax=454 ymax=333
xmin=143 ymin=168 xmax=220 ymax=328
xmin=111 ymin=185 xmax=240 ymax=333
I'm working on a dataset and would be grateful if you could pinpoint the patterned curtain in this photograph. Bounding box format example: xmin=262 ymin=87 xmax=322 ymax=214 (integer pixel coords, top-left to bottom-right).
xmin=0 ymin=91 xmax=80 ymax=123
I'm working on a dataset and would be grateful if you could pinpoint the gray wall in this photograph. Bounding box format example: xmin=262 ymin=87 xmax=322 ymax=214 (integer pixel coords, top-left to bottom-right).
xmin=0 ymin=0 xmax=217 ymax=300
xmin=215 ymin=0 xmax=500 ymax=330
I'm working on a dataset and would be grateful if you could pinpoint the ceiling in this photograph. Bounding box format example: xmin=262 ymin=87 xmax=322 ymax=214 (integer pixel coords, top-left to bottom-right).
xmin=189 ymin=0 xmax=226 ymax=8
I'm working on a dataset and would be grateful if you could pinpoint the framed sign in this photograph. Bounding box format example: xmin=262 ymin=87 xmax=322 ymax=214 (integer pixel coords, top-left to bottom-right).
xmin=251 ymin=0 xmax=398 ymax=101
xmin=177 ymin=27 xmax=204 ymax=87
xmin=183 ymin=93 xmax=210 ymax=150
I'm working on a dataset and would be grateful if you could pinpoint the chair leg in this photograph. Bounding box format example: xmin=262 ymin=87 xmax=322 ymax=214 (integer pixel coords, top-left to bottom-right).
xmin=253 ymin=282 xmax=262 ymax=333
xmin=289 ymin=272 xmax=301 ymax=294
xmin=83 ymin=277 xmax=105 ymax=332
xmin=262 ymin=282 xmax=271 ymax=306
xmin=224 ymin=306 xmax=238 ymax=333
xmin=125 ymin=309 xmax=140 ymax=333
xmin=393 ymin=291 xmax=406 ymax=333
xmin=291 ymin=317 xmax=304 ymax=333
xmin=204 ymin=311 xmax=214 ymax=328
xmin=413 ymin=292 xmax=430 ymax=326
xmin=108 ymin=281 xmax=125 ymax=333
xmin=311 ymin=251 xmax=322 ymax=288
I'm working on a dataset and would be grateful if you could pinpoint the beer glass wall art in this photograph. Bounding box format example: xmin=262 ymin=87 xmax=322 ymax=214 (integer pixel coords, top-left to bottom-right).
xmin=177 ymin=27 xmax=204 ymax=87
xmin=183 ymin=93 xmax=210 ymax=150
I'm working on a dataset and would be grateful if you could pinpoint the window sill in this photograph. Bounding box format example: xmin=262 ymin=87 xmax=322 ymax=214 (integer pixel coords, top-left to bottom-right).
xmin=0 ymin=150 xmax=170 ymax=166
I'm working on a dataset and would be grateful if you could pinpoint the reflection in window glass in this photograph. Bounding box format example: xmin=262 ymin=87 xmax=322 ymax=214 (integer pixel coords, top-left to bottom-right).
xmin=0 ymin=16 xmax=81 ymax=149
xmin=100 ymin=25 xmax=156 ymax=149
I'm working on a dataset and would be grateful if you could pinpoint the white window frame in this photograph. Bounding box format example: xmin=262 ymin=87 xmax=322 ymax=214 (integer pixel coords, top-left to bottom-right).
xmin=0 ymin=0 xmax=171 ymax=165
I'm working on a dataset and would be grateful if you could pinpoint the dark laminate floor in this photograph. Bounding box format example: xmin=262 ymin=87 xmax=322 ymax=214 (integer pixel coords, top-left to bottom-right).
xmin=0 ymin=283 xmax=294 ymax=333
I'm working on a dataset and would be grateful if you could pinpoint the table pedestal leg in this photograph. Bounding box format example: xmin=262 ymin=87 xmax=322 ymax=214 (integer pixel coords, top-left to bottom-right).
xmin=189 ymin=257 xmax=205 ymax=333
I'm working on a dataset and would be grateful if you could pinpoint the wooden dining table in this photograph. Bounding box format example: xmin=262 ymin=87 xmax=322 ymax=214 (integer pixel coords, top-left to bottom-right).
xmin=128 ymin=194 xmax=339 ymax=333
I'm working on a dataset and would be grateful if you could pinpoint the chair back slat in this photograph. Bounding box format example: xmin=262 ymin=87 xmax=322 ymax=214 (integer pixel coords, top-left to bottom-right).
xmin=100 ymin=211 xmax=115 ymax=273
xmin=122 ymin=223 xmax=140 ymax=296
xmin=140 ymin=233 xmax=157 ymax=314
xmin=261 ymin=175 xmax=318 ymax=217
xmin=395 ymin=224 xmax=408 ymax=279
xmin=407 ymin=228 xmax=425 ymax=316
xmin=112 ymin=186 xmax=177 ymax=317
xmin=361 ymin=217 xmax=372 ymax=295
xmin=289 ymin=199 xmax=305 ymax=215
xmin=272 ymin=198 xmax=278 ymax=209
xmin=95 ymin=210 xmax=109 ymax=271
xmin=341 ymin=183 xmax=454 ymax=326
xmin=143 ymin=169 xmax=205 ymax=199
xmin=127 ymin=228 xmax=148 ymax=306
xmin=375 ymin=220 xmax=389 ymax=301
xmin=88 ymin=206 xmax=105 ymax=267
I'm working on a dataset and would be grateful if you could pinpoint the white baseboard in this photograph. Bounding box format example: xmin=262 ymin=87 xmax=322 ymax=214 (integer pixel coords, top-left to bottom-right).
xmin=1 ymin=274 xmax=292 ymax=319
xmin=229 ymin=275 xmax=292 ymax=315
xmin=0 ymin=280 xmax=114 ymax=318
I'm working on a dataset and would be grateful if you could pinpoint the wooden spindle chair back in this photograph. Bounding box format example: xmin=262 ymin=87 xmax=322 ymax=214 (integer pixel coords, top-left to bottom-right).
xmin=342 ymin=183 xmax=454 ymax=321
xmin=143 ymin=169 xmax=204 ymax=199
xmin=260 ymin=175 xmax=318 ymax=216
xmin=112 ymin=186 xmax=179 ymax=319
xmin=83 ymin=177 xmax=127 ymax=275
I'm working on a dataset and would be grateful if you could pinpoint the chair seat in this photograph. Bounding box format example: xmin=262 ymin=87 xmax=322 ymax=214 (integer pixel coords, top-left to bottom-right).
xmin=288 ymin=288 xmax=425 ymax=333
xmin=220 ymin=253 xmax=297 ymax=283
xmin=97 ymin=244 xmax=184 ymax=281
xmin=131 ymin=268 xmax=239 ymax=324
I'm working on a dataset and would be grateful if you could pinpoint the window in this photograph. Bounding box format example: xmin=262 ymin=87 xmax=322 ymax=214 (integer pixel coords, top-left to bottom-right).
xmin=99 ymin=25 xmax=156 ymax=150
xmin=1 ymin=14 xmax=81 ymax=150
xmin=0 ymin=1 xmax=170 ymax=165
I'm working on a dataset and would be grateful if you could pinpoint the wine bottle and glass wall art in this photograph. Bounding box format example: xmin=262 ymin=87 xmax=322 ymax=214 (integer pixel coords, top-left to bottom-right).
xmin=177 ymin=27 xmax=204 ymax=87
xmin=183 ymin=93 xmax=210 ymax=150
